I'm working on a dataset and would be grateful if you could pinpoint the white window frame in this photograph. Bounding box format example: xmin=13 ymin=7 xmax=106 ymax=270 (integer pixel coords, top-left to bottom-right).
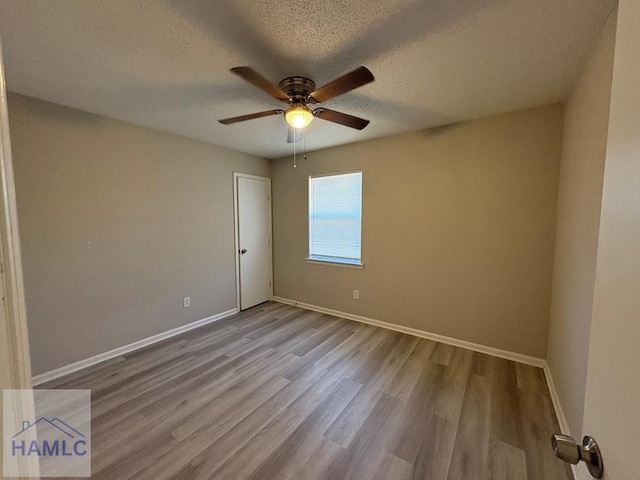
xmin=306 ymin=171 xmax=363 ymax=269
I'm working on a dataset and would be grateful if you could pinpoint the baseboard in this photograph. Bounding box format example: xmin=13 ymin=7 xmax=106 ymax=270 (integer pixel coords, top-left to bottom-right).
xmin=543 ymin=363 xmax=571 ymax=433
xmin=543 ymin=363 xmax=580 ymax=478
xmin=273 ymin=297 xmax=545 ymax=368
xmin=32 ymin=308 xmax=239 ymax=386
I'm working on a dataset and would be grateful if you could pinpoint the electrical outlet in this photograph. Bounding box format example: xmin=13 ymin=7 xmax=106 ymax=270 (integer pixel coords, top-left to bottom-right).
xmin=183 ymin=296 xmax=191 ymax=308
xmin=353 ymin=290 xmax=360 ymax=300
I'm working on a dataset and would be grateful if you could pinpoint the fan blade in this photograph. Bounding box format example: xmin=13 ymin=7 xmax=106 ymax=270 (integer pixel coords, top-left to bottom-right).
xmin=230 ymin=67 xmax=290 ymax=101
xmin=218 ymin=109 xmax=283 ymax=125
xmin=287 ymin=126 xmax=302 ymax=143
xmin=314 ymin=108 xmax=370 ymax=130
xmin=309 ymin=66 xmax=374 ymax=103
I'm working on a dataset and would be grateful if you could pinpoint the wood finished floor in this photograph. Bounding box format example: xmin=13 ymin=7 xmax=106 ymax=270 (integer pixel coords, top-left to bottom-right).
xmin=42 ymin=302 xmax=573 ymax=480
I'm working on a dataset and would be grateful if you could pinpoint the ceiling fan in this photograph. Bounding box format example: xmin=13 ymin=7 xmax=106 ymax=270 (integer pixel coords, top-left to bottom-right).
xmin=218 ymin=66 xmax=374 ymax=142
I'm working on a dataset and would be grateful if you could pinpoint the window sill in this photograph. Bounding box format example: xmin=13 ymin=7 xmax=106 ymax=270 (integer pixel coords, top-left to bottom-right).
xmin=306 ymin=257 xmax=364 ymax=269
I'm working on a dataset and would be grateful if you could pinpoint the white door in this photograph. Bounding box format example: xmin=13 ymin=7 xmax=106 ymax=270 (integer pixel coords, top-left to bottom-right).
xmin=235 ymin=173 xmax=272 ymax=310
xmin=577 ymin=2 xmax=639 ymax=479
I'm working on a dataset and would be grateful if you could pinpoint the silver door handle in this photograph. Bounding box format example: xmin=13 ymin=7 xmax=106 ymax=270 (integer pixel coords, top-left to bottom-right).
xmin=551 ymin=434 xmax=603 ymax=478
xmin=240 ymin=249 xmax=247 ymax=254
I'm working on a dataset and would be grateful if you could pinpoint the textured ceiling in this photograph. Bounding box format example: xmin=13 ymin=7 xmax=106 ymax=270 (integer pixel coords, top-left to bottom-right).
xmin=0 ymin=0 xmax=614 ymax=159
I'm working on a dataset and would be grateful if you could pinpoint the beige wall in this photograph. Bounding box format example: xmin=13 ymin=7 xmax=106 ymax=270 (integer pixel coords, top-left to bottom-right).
xmin=546 ymin=12 xmax=617 ymax=438
xmin=272 ymin=104 xmax=563 ymax=358
xmin=579 ymin=1 xmax=640 ymax=477
xmin=8 ymin=93 xmax=270 ymax=375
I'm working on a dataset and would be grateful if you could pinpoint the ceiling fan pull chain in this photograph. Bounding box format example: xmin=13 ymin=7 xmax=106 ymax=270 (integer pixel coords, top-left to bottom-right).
xmin=293 ymin=135 xmax=297 ymax=168
xmin=303 ymin=132 xmax=307 ymax=162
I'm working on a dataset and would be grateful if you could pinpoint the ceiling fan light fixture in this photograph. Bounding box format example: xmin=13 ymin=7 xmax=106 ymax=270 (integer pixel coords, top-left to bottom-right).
xmin=285 ymin=105 xmax=314 ymax=129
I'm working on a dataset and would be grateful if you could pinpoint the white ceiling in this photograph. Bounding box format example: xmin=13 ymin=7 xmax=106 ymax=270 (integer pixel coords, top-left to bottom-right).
xmin=0 ymin=0 xmax=614 ymax=159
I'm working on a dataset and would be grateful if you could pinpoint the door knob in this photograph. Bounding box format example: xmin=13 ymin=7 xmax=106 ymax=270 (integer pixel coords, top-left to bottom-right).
xmin=551 ymin=434 xmax=603 ymax=478
xmin=240 ymin=249 xmax=247 ymax=254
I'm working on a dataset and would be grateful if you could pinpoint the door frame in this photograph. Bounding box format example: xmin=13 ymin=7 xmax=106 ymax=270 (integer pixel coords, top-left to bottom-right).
xmin=232 ymin=172 xmax=273 ymax=311
xmin=0 ymin=36 xmax=33 ymax=397
xmin=0 ymin=37 xmax=39 ymax=477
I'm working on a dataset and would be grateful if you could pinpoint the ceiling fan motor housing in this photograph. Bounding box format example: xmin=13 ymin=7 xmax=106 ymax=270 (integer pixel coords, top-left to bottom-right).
xmin=278 ymin=76 xmax=316 ymax=105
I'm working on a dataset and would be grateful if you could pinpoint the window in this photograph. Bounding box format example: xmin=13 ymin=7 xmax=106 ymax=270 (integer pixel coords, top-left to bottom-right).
xmin=308 ymin=172 xmax=362 ymax=267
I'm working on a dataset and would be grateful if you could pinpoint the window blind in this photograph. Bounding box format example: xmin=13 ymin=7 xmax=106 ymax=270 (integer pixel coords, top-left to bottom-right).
xmin=309 ymin=172 xmax=362 ymax=263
